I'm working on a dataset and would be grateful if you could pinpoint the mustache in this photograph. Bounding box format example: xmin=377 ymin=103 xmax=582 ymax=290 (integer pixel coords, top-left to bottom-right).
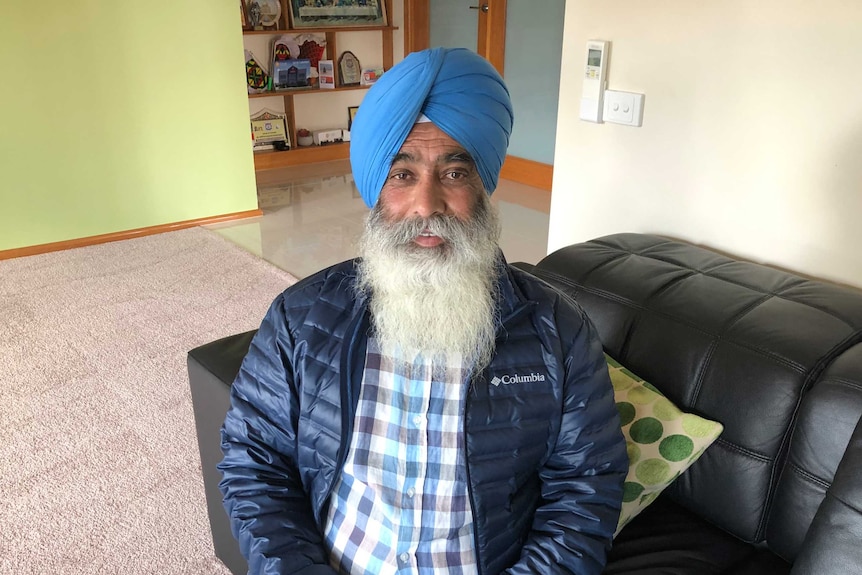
xmin=374 ymin=214 xmax=468 ymax=245
xmin=366 ymin=197 xmax=495 ymax=249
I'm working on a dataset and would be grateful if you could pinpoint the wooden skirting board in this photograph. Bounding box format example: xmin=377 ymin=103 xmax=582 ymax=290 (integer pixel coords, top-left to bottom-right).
xmin=0 ymin=209 xmax=263 ymax=261
xmin=500 ymin=155 xmax=553 ymax=192
xmin=254 ymin=142 xmax=351 ymax=171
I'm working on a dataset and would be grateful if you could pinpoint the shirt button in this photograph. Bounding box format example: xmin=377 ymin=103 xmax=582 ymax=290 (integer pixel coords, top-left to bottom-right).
xmin=399 ymin=552 xmax=410 ymax=563
xmin=406 ymin=487 xmax=415 ymax=498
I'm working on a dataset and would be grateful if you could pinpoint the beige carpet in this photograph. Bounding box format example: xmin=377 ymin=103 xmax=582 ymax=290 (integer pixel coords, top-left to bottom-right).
xmin=0 ymin=227 xmax=298 ymax=574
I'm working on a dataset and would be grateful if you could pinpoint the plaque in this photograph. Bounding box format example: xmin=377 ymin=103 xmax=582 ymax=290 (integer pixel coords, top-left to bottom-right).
xmin=250 ymin=109 xmax=289 ymax=150
xmin=338 ymin=51 xmax=361 ymax=87
xmin=257 ymin=0 xmax=281 ymax=29
xmin=246 ymin=0 xmax=281 ymax=30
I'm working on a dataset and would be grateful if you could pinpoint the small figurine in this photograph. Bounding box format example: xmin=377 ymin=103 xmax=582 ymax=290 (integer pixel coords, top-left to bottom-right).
xmin=248 ymin=1 xmax=262 ymax=29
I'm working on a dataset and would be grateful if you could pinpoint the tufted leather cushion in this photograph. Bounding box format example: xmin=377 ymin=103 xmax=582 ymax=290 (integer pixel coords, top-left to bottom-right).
xmin=766 ymin=342 xmax=862 ymax=559
xmin=790 ymin=410 xmax=862 ymax=574
xmin=521 ymin=233 xmax=862 ymax=557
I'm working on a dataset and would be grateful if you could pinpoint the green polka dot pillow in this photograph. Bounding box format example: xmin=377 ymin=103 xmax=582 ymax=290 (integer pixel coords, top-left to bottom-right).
xmin=607 ymin=354 xmax=724 ymax=536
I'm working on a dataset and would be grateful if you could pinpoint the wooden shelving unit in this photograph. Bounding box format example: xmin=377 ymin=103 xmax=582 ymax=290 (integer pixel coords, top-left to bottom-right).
xmin=243 ymin=0 xmax=395 ymax=171
xmin=253 ymin=141 xmax=352 ymax=171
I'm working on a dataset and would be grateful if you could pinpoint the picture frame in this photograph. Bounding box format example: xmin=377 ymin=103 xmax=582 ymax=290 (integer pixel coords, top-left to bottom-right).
xmin=360 ymin=67 xmax=384 ymax=86
xmin=240 ymin=0 xmax=249 ymax=30
xmin=347 ymin=106 xmax=359 ymax=130
xmin=288 ymin=0 xmax=388 ymax=29
xmin=318 ymin=59 xmax=335 ymax=89
xmin=273 ymin=58 xmax=314 ymax=91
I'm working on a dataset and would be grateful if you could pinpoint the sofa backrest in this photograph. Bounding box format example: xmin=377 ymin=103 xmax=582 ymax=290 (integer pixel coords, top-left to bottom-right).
xmin=524 ymin=233 xmax=862 ymax=559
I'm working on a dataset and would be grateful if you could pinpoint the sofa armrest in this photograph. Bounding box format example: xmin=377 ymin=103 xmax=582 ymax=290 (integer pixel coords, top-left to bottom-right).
xmin=791 ymin=413 xmax=862 ymax=574
xmin=188 ymin=330 xmax=256 ymax=575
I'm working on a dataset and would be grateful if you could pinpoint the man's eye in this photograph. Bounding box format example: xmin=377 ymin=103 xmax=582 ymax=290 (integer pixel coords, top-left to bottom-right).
xmin=445 ymin=170 xmax=466 ymax=180
xmin=390 ymin=172 xmax=409 ymax=180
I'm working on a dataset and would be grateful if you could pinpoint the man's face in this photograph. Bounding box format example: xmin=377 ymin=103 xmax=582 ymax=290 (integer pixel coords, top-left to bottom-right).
xmin=357 ymin=122 xmax=500 ymax=366
xmin=377 ymin=123 xmax=484 ymax=249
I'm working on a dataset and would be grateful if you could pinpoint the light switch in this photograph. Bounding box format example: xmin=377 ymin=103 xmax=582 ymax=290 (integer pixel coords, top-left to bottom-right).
xmin=603 ymin=90 xmax=645 ymax=127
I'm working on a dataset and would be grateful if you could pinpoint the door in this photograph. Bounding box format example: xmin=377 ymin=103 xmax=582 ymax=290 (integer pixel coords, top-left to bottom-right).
xmin=474 ymin=0 xmax=507 ymax=76
xmin=425 ymin=0 xmax=563 ymax=181
xmin=425 ymin=0 xmax=506 ymax=75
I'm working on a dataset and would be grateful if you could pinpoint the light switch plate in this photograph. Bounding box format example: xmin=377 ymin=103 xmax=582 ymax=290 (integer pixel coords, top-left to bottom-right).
xmin=604 ymin=90 xmax=645 ymax=127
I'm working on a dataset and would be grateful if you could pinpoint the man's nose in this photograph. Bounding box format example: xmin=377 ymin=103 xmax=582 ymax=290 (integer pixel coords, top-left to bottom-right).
xmin=411 ymin=178 xmax=446 ymax=219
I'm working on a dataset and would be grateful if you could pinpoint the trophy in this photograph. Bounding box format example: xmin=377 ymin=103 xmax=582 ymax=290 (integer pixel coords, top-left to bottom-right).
xmin=248 ymin=1 xmax=262 ymax=30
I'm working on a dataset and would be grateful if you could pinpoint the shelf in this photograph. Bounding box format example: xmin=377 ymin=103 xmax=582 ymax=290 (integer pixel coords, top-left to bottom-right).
xmin=242 ymin=0 xmax=392 ymax=173
xmin=244 ymin=25 xmax=397 ymax=35
xmin=253 ymin=142 xmax=351 ymax=171
xmin=248 ymin=85 xmax=369 ymax=99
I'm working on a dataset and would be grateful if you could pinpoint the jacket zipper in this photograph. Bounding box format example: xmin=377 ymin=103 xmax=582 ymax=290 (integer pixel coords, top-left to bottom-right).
xmin=464 ymin=366 xmax=483 ymax=575
xmin=464 ymin=301 xmax=537 ymax=575
xmin=321 ymin=268 xmax=537 ymax=566
xmin=318 ymin=304 xmax=369 ymax=519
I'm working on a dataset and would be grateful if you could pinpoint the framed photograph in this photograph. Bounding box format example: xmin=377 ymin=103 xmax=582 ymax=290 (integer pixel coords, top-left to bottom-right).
xmin=273 ymin=58 xmax=314 ymax=90
xmin=347 ymin=106 xmax=359 ymax=130
xmin=360 ymin=67 xmax=384 ymax=86
xmin=318 ymin=59 xmax=335 ymax=89
xmin=288 ymin=0 xmax=388 ymax=29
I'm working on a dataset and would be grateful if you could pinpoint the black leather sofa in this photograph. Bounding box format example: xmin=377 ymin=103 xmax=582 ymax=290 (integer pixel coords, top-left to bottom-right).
xmin=188 ymin=233 xmax=862 ymax=574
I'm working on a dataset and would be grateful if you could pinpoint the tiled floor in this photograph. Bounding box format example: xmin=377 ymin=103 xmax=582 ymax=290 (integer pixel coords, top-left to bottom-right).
xmin=208 ymin=159 xmax=551 ymax=279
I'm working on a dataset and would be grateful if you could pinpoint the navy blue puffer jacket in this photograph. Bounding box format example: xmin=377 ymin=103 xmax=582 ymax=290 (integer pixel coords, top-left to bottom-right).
xmin=219 ymin=258 xmax=628 ymax=575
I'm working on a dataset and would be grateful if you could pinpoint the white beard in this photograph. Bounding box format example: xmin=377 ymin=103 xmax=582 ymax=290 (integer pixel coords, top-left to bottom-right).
xmin=355 ymin=194 xmax=502 ymax=371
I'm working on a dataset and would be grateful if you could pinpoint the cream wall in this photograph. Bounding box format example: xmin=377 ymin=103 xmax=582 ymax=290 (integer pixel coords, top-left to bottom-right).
xmin=551 ymin=1 xmax=862 ymax=288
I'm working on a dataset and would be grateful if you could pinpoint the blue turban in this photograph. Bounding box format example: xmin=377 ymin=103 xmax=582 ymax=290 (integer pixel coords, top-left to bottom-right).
xmin=349 ymin=47 xmax=514 ymax=208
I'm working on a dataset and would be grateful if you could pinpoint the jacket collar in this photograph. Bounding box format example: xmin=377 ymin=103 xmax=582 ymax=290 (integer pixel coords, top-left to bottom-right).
xmin=495 ymin=251 xmax=539 ymax=328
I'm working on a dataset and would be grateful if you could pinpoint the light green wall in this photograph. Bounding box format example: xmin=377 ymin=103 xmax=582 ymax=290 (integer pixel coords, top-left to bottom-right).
xmin=0 ymin=0 xmax=257 ymax=251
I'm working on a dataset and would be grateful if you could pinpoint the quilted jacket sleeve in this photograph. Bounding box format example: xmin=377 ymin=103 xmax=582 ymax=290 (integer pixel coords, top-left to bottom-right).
xmin=218 ymin=294 xmax=338 ymax=575
xmin=506 ymin=298 xmax=628 ymax=575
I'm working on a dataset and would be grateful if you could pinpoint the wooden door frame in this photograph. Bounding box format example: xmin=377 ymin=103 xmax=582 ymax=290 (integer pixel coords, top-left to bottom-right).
xmin=403 ymin=0 xmax=430 ymax=55
xmin=401 ymin=0 xmax=552 ymax=191
xmin=477 ymin=0 xmax=507 ymax=76
xmin=401 ymin=0 xmax=506 ymax=67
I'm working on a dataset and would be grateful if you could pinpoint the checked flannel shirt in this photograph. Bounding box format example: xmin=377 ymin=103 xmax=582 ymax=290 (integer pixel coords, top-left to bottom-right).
xmin=323 ymin=338 xmax=478 ymax=575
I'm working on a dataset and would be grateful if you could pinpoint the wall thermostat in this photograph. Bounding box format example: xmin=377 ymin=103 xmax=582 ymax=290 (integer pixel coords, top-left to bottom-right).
xmin=579 ymin=40 xmax=609 ymax=123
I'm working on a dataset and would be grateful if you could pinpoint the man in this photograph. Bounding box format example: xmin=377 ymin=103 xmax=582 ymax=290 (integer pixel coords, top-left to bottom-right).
xmin=219 ymin=47 xmax=628 ymax=575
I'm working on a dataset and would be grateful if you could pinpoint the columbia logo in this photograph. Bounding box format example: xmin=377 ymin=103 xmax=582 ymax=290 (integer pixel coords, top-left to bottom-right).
xmin=491 ymin=373 xmax=547 ymax=386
